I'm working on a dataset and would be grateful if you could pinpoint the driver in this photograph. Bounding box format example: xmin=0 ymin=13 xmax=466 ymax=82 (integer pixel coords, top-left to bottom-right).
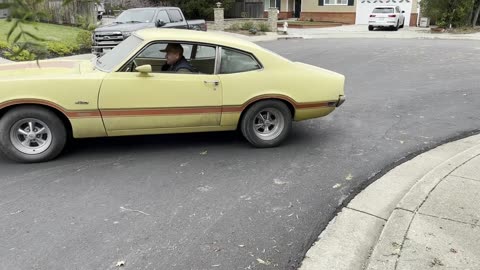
xmin=160 ymin=43 xmax=196 ymax=73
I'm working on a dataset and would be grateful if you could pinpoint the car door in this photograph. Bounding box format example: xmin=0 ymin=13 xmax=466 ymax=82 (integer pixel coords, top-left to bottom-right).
xmin=98 ymin=42 xmax=222 ymax=136
xmin=166 ymin=9 xmax=188 ymax=29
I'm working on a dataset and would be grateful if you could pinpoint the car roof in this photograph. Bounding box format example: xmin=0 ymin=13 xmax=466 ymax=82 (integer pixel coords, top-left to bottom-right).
xmin=135 ymin=28 xmax=261 ymax=51
xmin=373 ymin=6 xmax=397 ymax=8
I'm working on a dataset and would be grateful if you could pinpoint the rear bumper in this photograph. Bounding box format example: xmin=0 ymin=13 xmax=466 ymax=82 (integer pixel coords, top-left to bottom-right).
xmin=369 ymin=21 xmax=397 ymax=27
xmin=91 ymin=45 xmax=114 ymax=56
xmin=336 ymin=95 xmax=346 ymax=107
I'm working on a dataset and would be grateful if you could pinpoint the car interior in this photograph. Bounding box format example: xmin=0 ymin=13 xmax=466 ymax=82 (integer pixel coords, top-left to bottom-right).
xmin=121 ymin=43 xmax=216 ymax=74
xmin=120 ymin=42 xmax=262 ymax=75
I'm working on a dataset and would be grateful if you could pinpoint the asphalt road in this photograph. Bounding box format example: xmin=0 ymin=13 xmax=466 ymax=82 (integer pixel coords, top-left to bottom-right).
xmin=1 ymin=39 xmax=479 ymax=270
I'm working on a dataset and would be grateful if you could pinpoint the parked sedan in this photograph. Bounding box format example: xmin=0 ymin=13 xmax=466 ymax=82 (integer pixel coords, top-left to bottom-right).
xmin=368 ymin=6 xmax=405 ymax=31
xmin=0 ymin=29 xmax=345 ymax=163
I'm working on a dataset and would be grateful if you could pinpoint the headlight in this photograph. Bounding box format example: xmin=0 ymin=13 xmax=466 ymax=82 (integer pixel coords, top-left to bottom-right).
xmin=123 ymin=31 xmax=132 ymax=38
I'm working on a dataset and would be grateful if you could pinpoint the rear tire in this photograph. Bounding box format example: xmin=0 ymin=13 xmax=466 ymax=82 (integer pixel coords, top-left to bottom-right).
xmin=0 ymin=106 xmax=67 ymax=163
xmin=393 ymin=21 xmax=399 ymax=31
xmin=240 ymin=100 xmax=292 ymax=148
xmin=368 ymin=25 xmax=374 ymax=31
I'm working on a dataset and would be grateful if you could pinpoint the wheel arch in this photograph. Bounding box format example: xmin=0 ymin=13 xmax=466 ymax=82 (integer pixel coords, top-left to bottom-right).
xmin=0 ymin=102 xmax=74 ymax=138
xmin=236 ymin=96 xmax=295 ymax=130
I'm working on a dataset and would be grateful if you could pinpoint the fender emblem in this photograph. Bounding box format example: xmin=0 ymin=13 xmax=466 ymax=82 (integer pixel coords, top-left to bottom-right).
xmin=75 ymin=101 xmax=89 ymax=105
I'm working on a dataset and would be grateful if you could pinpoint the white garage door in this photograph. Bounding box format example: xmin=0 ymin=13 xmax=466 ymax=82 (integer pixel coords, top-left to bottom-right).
xmin=355 ymin=0 xmax=413 ymax=25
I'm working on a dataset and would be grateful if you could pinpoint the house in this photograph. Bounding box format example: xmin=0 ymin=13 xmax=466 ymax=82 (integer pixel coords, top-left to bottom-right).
xmin=267 ymin=0 xmax=420 ymax=26
xmin=0 ymin=0 xmax=10 ymax=19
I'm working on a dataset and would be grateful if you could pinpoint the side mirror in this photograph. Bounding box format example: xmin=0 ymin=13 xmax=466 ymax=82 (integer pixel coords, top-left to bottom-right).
xmin=156 ymin=20 xmax=166 ymax=27
xmin=402 ymin=11 xmax=405 ymax=13
xmin=135 ymin=65 xmax=152 ymax=75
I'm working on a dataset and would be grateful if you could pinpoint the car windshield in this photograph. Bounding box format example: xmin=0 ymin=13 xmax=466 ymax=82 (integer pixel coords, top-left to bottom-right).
xmin=115 ymin=10 xmax=156 ymax=23
xmin=96 ymin=36 xmax=143 ymax=72
xmin=373 ymin=7 xmax=395 ymax=13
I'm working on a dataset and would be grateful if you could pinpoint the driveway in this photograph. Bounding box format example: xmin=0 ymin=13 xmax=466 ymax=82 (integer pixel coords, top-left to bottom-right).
xmin=285 ymin=24 xmax=480 ymax=40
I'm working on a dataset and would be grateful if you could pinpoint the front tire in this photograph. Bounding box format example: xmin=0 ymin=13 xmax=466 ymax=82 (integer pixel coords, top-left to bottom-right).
xmin=368 ymin=25 xmax=374 ymax=31
xmin=240 ymin=100 xmax=292 ymax=148
xmin=0 ymin=106 xmax=67 ymax=163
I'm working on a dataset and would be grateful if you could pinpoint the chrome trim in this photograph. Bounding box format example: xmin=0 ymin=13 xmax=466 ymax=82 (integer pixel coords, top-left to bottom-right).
xmin=336 ymin=95 xmax=346 ymax=107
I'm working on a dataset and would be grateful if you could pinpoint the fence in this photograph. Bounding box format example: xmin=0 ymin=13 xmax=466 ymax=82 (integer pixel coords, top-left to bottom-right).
xmin=227 ymin=0 xmax=264 ymax=18
xmin=41 ymin=0 xmax=96 ymax=25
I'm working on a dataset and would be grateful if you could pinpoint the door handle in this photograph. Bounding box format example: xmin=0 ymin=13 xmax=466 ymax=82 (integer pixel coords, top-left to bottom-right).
xmin=204 ymin=80 xmax=219 ymax=86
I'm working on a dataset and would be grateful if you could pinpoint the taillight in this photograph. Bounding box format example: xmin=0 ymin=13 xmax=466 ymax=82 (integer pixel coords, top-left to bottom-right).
xmin=388 ymin=14 xmax=396 ymax=17
xmin=370 ymin=15 xmax=376 ymax=17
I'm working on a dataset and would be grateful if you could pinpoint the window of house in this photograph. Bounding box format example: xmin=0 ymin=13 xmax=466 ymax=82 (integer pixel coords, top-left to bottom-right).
xmin=265 ymin=0 xmax=280 ymax=10
xmin=220 ymin=48 xmax=261 ymax=74
xmin=324 ymin=0 xmax=347 ymax=5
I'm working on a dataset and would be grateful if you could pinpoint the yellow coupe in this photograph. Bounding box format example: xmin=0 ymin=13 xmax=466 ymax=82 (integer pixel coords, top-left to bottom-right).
xmin=0 ymin=29 xmax=345 ymax=163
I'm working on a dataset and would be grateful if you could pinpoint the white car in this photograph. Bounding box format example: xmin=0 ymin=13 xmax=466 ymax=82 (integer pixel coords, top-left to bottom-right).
xmin=368 ymin=6 xmax=405 ymax=31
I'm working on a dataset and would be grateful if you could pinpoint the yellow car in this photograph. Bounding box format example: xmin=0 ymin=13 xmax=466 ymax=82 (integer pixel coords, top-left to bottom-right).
xmin=0 ymin=29 xmax=345 ymax=163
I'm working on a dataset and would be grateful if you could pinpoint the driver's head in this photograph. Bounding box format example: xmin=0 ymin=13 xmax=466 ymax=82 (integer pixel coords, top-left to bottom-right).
xmin=161 ymin=43 xmax=184 ymax=65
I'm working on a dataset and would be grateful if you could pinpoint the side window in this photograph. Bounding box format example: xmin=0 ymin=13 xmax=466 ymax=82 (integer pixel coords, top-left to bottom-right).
xmin=396 ymin=7 xmax=400 ymax=13
xmin=220 ymin=48 xmax=261 ymax=74
xmin=157 ymin=10 xmax=170 ymax=23
xmin=122 ymin=42 xmax=217 ymax=74
xmin=167 ymin=10 xmax=183 ymax=23
xmin=194 ymin=46 xmax=216 ymax=59
xmin=137 ymin=43 xmax=166 ymax=59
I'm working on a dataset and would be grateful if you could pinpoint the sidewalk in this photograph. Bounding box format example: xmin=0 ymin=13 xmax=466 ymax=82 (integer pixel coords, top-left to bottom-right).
xmin=300 ymin=134 xmax=480 ymax=270
xmin=284 ymin=25 xmax=480 ymax=41
xmin=0 ymin=56 xmax=12 ymax=64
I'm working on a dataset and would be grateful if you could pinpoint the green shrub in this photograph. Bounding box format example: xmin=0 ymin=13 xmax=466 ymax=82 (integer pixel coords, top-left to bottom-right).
xmin=46 ymin=42 xmax=76 ymax=56
xmin=17 ymin=42 xmax=49 ymax=59
xmin=249 ymin=27 xmax=258 ymax=35
xmin=3 ymin=46 xmax=37 ymax=61
xmin=257 ymin=22 xmax=270 ymax=32
xmin=0 ymin=41 xmax=9 ymax=50
xmin=240 ymin=21 xmax=255 ymax=31
xmin=228 ymin=23 xmax=241 ymax=31
xmin=76 ymin=30 xmax=93 ymax=50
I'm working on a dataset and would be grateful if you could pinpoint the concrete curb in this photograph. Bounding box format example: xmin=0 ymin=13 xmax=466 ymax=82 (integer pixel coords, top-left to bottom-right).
xmin=366 ymin=142 xmax=480 ymax=270
xmin=299 ymin=134 xmax=480 ymax=270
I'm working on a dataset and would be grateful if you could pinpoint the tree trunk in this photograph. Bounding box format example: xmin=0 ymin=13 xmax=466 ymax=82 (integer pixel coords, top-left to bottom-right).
xmin=473 ymin=1 xmax=480 ymax=26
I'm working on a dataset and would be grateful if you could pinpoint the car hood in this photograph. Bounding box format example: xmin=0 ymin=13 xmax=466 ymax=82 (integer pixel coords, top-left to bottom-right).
xmin=95 ymin=22 xmax=155 ymax=33
xmin=0 ymin=60 xmax=98 ymax=78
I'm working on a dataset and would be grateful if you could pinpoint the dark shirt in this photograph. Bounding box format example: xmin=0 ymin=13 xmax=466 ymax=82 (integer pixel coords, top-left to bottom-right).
xmin=161 ymin=56 xmax=196 ymax=73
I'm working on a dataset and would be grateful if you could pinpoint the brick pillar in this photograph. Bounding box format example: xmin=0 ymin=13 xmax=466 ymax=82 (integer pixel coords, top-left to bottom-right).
xmin=268 ymin=8 xmax=278 ymax=32
xmin=214 ymin=8 xmax=224 ymax=31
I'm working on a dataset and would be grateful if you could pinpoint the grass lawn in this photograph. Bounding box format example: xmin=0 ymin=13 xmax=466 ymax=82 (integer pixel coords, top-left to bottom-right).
xmin=0 ymin=19 xmax=83 ymax=45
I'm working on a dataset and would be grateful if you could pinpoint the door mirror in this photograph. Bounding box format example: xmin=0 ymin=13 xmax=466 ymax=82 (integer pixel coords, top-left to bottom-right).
xmin=402 ymin=10 xmax=405 ymax=13
xmin=156 ymin=20 xmax=166 ymax=27
xmin=136 ymin=65 xmax=152 ymax=74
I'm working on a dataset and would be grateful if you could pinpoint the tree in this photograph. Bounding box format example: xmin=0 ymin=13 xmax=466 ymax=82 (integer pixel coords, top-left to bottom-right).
xmin=151 ymin=0 xmax=234 ymax=20
xmin=421 ymin=0 xmax=480 ymax=27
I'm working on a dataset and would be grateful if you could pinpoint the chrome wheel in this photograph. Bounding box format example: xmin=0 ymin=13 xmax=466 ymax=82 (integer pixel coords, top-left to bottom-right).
xmin=253 ymin=108 xmax=285 ymax=141
xmin=9 ymin=118 xmax=52 ymax=155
